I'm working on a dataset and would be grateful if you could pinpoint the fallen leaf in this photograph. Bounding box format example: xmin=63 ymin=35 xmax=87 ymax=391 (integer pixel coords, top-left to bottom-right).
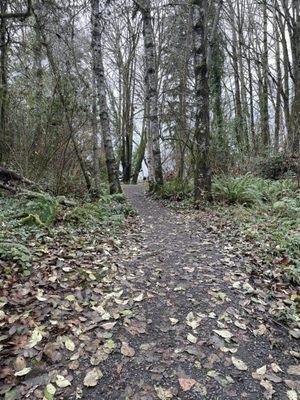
xmin=290 ymin=329 xmax=300 ymax=339
xmin=27 ymin=327 xmax=44 ymax=348
xmin=14 ymin=367 xmax=31 ymax=377
xmin=270 ymin=363 xmax=282 ymax=373
xmin=14 ymin=356 xmax=26 ymax=371
xmin=187 ymin=333 xmax=198 ymax=344
xmin=56 ymin=375 xmax=71 ymax=388
xmin=260 ymin=379 xmax=273 ymax=392
xmin=288 ymin=365 xmax=300 ymax=376
xmin=213 ymin=329 xmax=233 ymax=340
xmin=155 ymin=386 xmax=173 ymax=399
xmin=243 ymin=282 xmax=254 ymax=293
xmin=102 ymin=322 xmax=117 ymax=330
xmin=287 ymin=390 xmax=298 ymax=400
xmin=44 ymin=383 xmax=56 ymax=400
xmin=220 ymin=347 xmax=237 ymax=354
xmin=256 ymin=365 xmax=267 ymax=375
xmin=193 ymin=383 xmax=207 ymax=395
xmin=231 ymin=357 xmax=248 ymax=371
xmin=186 ymin=312 xmax=201 ymax=330
xmin=179 ymin=377 xmax=197 ymax=391
xmin=133 ymin=293 xmax=144 ymax=302
xmin=84 ymin=368 xmax=103 ymax=387
xmin=234 ymin=321 xmax=247 ymax=330
xmin=120 ymin=341 xmax=135 ymax=357
xmin=207 ymin=370 xmax=218 ymax=377
xmin=64 ymin=336 xmax=75 ymax=351
xmin=253 ymin=324 xmax=267 ymax=336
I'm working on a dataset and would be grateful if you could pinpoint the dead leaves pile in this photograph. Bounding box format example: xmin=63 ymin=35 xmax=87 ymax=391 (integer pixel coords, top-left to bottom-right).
xmin=0 ymin=224 xmax=142 ymax=399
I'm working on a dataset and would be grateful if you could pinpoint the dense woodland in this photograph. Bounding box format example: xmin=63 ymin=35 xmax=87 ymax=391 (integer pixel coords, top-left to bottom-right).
xmin=0 ymin=1 xmax=300 ymax=398
xmin=0 ymin=0 xmax=299 ymax=198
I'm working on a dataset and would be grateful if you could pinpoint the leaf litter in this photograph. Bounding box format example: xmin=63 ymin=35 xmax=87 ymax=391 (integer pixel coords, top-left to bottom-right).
xmin=0 ymin=184 xmax=299 ymax=399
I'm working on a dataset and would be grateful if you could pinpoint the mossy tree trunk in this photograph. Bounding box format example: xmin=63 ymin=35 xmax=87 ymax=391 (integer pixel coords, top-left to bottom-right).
xmin=192 ymin=0 xmax=212 ymax=201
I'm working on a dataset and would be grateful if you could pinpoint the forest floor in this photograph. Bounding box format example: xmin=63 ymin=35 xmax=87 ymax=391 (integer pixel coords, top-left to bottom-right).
xmin=1 ymin=184 xmax=299 ymax=400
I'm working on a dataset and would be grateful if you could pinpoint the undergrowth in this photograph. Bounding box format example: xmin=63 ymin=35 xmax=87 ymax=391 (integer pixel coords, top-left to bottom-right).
xmin=159 ymin=175 xmax=300 ymax=286
xmin=155 ymin=178 xmax=192 ymax=201
xmin=0 ymin=191 xmax=135 ymax=277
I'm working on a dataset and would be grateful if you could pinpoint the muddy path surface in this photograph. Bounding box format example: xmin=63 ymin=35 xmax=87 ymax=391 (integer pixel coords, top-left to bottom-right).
xmin=83 ymin=184 xmax=298 ymax=400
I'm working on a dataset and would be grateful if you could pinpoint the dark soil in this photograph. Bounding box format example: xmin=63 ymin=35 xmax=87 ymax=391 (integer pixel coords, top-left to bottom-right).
xmin=81 ymin=184 xmax=299 ymax=400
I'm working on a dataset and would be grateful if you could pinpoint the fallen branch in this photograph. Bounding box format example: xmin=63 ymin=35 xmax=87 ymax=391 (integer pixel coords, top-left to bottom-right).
xmin=16 ymin=190 xmax=77 ymax=207
xmin=0 ymin=182 xmax=17 ymax=193
xmin=0 ymin=167 xmax=77 ymax=207
xmin=0 ymin=166 xmax=34 ymax=185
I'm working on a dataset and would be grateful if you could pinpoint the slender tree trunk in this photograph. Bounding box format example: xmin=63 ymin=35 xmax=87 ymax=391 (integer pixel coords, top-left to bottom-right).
xmin=278 ymin=18 xmax=291 ymax=139
xmin=290 ymin=6 xmax=300 ymax=153
xmin=32 ymin=0 xmax=43 ymax=152
xmin=92 ymin=76 xmax=101 ymax=197
xmin=274 ymin=24 xmax=282 ymax=153
xmin=231 ymin=22 xmax=244 ymax=150
xmin=132 ymin=109 xmax=147 ymax=184
xmin=138 ymin=0 xmax=163 ymax=191
xmin=236 ymin=4 xmax=249 ymax=150
xmin=192 ymin=0 xmax=211 ymax=201
xmin=247 ymin=49 xmax=256 ymax=152
xmin=177 ymin=69 xmax=188 ymax=179
xmin=261 ymin=0 xmax=270 ymax=149
xmin=121 ymin=60 xmax=135 ymax=183
xmin=91 ymin=0 xmax=121 ymax=194
xmin=0 ymin=1 xmax=8 ymax=162
xmin=210 ymin=31 xmax=227 ymax=166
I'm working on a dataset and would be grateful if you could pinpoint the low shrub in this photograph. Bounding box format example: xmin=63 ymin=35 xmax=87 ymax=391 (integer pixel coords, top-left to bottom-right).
xmin=0 ymin=241 xmax=31 ymax=263
xmin=156 ymin=179 xmax=192 ymax=201
xmin=24 ymin=194 xmax=60 ymax=226
xmin=212 ymin=174 xmax=298 ymax=211
xmin=256 ymin=154 xmax=299 ymax=180
xmin=212 ymin=174 xmax=262 ymax=205
xmin=66 ymin=196 xmax=135 ymax=227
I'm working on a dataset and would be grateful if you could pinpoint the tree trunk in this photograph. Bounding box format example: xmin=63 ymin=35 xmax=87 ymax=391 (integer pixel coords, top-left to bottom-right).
xmin=177 ymin=67 xmax=188 ymax=179
xmin=32 ymin=0 xmax=43 ymax=151
xmin=236 ymin=3 xmax=249 ymax=151
xmin=274 ymin=23 xmax=282 ymax=153
xmin=132 ymin=110 xmax=147 ymax=184
xmin=91 ymin=0 xmax=121 ymax=194
xmin=121 ymin=60 xmax=135 ymax=183
xmin=138 ymin=0 xmax=163 ymax=192
xmin=261 ymin=0 xmax=270 ymax=149
xmin=0 ymin=1 xmax=8 ymax=163
xmin=231 ymin=21 xmax=244 ymax=150
xmin=278 ymin=17 xmax=291 ymax=139
xmin=92 ymin=76 xmax=101 ymax=197
xmin=192 ymin=0 xmax=211 ymax=201
xmin=247 ymin=49 xmax=256 ymax=153
xmin=290 ymin=6 xmax=300 ymax=153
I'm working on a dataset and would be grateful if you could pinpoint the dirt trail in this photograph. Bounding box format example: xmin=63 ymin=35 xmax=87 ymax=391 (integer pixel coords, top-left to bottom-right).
xmin=83 ymin=184 xmax=298 ymax=400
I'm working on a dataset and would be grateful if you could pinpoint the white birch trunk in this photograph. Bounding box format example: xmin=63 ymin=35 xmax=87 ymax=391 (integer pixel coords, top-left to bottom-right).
xmin=91 ymin=0 xmax=121 ymax=194
xmin=137 ymin=0 xmax=163 ymax=191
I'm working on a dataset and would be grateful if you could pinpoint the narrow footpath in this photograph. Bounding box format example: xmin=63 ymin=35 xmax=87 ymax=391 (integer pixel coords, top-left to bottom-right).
xmin=84 ymin=184 xmax=298 ymax=400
